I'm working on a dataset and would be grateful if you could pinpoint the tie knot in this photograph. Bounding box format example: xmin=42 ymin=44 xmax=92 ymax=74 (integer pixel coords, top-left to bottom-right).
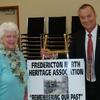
xmin=88 ymin=33 xmax=92 ymax=38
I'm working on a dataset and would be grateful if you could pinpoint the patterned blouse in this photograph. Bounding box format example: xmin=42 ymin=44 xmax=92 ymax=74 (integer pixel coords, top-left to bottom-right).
xmin=0 ymin=44 xmax=27 ymax=100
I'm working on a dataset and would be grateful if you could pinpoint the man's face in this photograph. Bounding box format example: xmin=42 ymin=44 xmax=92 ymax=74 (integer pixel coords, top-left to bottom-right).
xmin=78 ymin=6 xmax=97 ymax=32
xmin=2 ymin=32 xmax=18 ymax=50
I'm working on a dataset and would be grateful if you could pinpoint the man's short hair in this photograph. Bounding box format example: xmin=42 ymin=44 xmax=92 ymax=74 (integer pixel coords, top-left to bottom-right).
xmin=78 ymin=4 xmax=96 ymax=14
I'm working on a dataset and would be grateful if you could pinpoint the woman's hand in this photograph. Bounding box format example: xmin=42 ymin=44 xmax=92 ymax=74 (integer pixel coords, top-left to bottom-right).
xmin=40 ymin=48 xmax=58 ymax=59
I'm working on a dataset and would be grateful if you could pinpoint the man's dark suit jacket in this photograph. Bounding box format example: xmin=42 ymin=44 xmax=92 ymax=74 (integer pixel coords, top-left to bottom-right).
xmin=69 ymin=25 xmax=100 ymax=100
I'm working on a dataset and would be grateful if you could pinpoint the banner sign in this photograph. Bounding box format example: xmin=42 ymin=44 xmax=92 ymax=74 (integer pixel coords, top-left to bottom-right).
xmin=27 ymin=59 xmax=85 ymax=100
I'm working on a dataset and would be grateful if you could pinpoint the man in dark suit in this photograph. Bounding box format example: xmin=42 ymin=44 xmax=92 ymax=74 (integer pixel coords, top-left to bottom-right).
xmin=69 ymin=4 xmax=100 ymax=100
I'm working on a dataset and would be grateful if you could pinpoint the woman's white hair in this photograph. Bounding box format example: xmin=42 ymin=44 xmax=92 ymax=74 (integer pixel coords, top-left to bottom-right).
xmin=0 ymin=22 xmax=19 ymax=39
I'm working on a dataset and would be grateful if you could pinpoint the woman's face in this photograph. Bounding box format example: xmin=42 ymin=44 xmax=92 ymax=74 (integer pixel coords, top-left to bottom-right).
xmin=2 ymin=32 xmax=18 ymax=50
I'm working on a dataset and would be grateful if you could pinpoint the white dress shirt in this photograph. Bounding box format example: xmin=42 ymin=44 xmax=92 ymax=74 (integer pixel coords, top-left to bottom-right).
xmin=85 ymin=25 xmax=97 ymax=82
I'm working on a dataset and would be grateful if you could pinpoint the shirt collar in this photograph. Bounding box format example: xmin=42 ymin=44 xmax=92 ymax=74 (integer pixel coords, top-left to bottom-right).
xmin=86 ymin=25 xmax=97 ymax=36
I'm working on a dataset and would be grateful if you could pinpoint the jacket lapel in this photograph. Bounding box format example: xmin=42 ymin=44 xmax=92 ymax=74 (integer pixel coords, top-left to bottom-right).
xmin=95 ymin=26 xmax=100 ymax=65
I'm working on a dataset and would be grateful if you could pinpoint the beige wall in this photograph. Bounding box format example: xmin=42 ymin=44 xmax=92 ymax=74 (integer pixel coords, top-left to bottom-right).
xmin=0 ymin=0 xmax=100 ymax=34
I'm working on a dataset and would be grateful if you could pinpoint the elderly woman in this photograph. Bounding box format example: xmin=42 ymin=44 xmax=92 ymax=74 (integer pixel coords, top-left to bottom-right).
xmin=0 ymin=22 xmax=27 ymax=100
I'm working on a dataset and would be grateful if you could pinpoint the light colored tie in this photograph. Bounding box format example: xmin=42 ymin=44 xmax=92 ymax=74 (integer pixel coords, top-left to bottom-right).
xmin=87 ymin=33 xmax=93 ymax=81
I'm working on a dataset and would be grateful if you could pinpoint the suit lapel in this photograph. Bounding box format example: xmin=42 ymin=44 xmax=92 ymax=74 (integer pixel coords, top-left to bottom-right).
xmin=95 ymin=26 xmax=100 ymax=64
xmin=81 ymin=30 xmax=86 ymax=59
